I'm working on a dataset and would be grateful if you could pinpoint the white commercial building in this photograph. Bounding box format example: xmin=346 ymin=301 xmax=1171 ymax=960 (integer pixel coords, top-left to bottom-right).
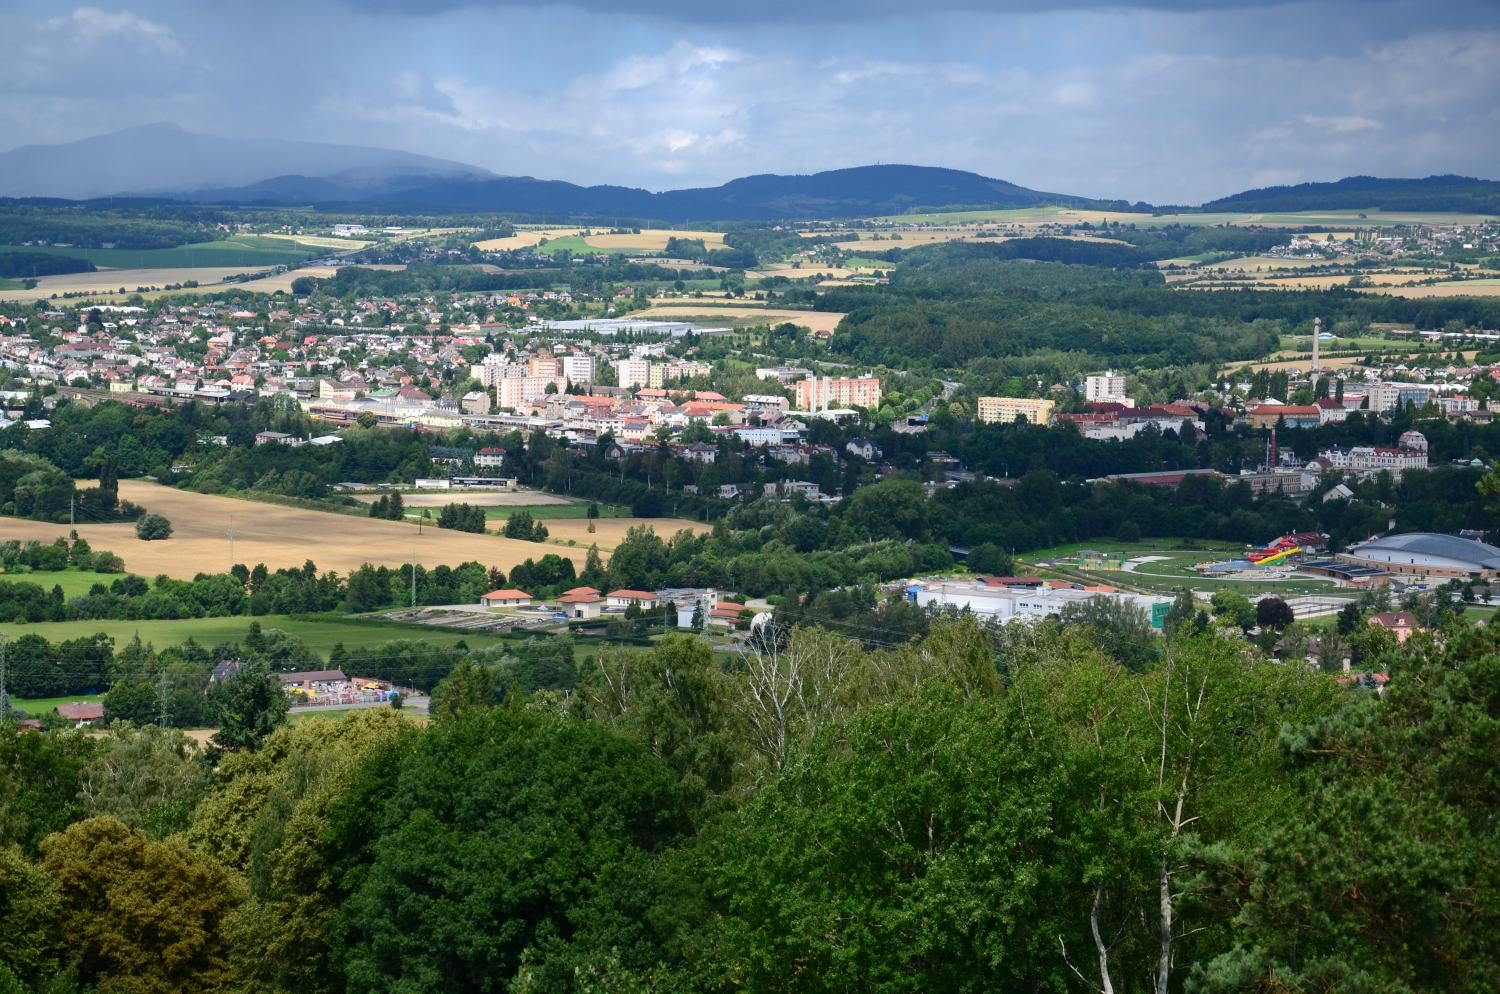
xmin=910 ymin=580 xmax=1173 ymax=629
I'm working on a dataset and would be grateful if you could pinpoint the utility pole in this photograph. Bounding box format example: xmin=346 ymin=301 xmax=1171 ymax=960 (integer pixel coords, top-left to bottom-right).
xmin=156 ymin=660 xmax=171 ymax=727
xmin=0 ymin=633 xmax=9 ymax=718
xmin=70 ymin=494 xmax=75 ymax=527
xmin=411 ymin=550 xmax=417 ymax=609
xmin=228 ymin=513 xmax=236 ymax=572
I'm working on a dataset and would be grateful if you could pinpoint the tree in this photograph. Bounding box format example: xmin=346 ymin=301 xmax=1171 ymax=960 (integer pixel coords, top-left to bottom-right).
xmin=430 ymin=658 xmax=497 ymax=720
xmin=1196 ymin=631 xmax=1500 ymax=991
xmin=40 ymin=817 xmax=243 ymax=994
xmin=334 ymin=707 xmax=688 ymax=993
xmin=1255 ymin=595 xmax=1294 ymax=631
xmin=209 ymin=662 xmax=289 ymax=753
xmin=77 ymin=725 xmax=211 ymax=839
xmin=1059 ymin=595 xmax=1159 ymax=670
xmin=0 ymin=845 xmax=62 ymax=989
xmin=135 ymin=513 xmax=173 ymax=540
xmin=1335 ymin=600 xmax=1364 ymax=636
xmin=1209 ymin=589 xmax=1256 ymax=632
xmin=0 ymin=725 xmax=94 ymax=854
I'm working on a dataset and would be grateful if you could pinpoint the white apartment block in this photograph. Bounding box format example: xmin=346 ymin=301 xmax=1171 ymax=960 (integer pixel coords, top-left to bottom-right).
xmin=562 ymin=354 xmax=595 ymax=385
xmin=795 ymin=375 xmax=882 ymax=411
xmin=615 ymin=358 xmax=652 ymax=390
xmin=1085 ymin=370 xmax=1131 ymax=405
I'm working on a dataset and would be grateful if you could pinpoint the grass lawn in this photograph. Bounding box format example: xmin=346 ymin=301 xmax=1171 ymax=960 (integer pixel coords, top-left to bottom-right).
xmin=9 ymin=693 xmax=103 ymax=716
xmin=0 ymin=236 xmax=321 ymax=270
xmin=0 ymin=614 xmax=520 ymax=659
xmin=0 ymin=569 xmax=138 ymax=597
xmin=0 ymin=279 xmax=23 ymax=290
xmin=1020 ymin=540 xmax=1341 ymax=596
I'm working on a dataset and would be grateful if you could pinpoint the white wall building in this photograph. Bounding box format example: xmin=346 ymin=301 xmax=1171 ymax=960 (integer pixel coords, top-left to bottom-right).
xmin=1085 ymin=370 xmax=1131 ymax=406
xmin=911 ymin=581 xmax=1172 ymax=629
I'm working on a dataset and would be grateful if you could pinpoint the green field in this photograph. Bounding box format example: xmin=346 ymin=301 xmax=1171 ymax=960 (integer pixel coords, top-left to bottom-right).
xmin=0 ymin=236 xmax=323 ymax=270
xmin=0 ymin=614 xmax=518 ymax=659
xmin=1020 ymin=540 xmax=1342 ymax=596
xmin=9 ymin=693 xmax=103 ymax=717
xmin=534 ymin=236 xmax=633 ymax=257
xmin=0 ymin=569 xmax=138 ymax=597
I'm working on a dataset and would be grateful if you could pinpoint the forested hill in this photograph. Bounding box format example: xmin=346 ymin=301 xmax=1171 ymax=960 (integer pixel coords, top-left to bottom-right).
xmin=1203 ymin=174 xmax=1500 ymax=214
xmin=203 ymin=164 xmax=1139 ymax=219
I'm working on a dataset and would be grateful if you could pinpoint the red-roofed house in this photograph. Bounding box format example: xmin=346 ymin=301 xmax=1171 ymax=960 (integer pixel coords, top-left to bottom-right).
xmin=56 ymin=701 xmax=105 ymax=726
xmin=1369 ymin=611 xmax=1420 ymax=643
xmin=607 ymin=589 xmax=660 ymax=608
xmin=481 ymin=589 xmax=533 ymax=607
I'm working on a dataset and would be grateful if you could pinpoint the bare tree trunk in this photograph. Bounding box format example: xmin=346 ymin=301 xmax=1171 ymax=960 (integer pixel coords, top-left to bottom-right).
xmin=1091 ymin=883 xmax=1116 ymax=994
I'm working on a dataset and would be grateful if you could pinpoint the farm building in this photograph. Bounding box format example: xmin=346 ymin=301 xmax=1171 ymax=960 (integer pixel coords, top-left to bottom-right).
xmin=559 ymin=590 xmax=605 ymax=619
xmin=481 ymin=588 xmax=533 ymax=607
xmin=55 ymin=702 xmax=105 ymax=726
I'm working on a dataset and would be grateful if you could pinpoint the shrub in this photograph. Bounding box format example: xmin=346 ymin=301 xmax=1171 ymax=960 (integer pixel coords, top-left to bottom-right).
xmin=135 ymin=515 xmax=173 ymax=541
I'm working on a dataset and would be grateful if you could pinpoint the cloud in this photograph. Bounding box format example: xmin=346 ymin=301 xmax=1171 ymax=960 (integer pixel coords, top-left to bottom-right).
xmin=1302 ymin=114 xmax=1382 ymax=133
xmin=53 ymin=7 xmax=183 ymax=56
xmin=343 ymin=0 xmax=1288 ymax=22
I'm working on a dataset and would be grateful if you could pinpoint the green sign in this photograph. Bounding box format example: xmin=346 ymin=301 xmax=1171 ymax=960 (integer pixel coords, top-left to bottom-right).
xmin=1150 ymin=602 xmax=1170 ymax=630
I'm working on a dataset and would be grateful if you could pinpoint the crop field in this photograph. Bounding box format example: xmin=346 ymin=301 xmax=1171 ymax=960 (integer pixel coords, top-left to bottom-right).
xmin=477 ymin=503 xmax=628 ymax=521
xmin=636 ymin=303 xmax=845 ymax=334
xmin=583 ymin=229 xmax=726 ymax=251
xmin=473 ymin=227 xmax=586 ymax=251
xmin=0 ymin=613 xmax=519 ymax=660
xmin=0 ymin=481 xmax=592 ymax=579
xmin=0 ymin=235 xmax=322 ymax=270
xmin=358 ymin=489 xmax=576 ymax=509
xmin=537 ymin=516 xmax=704 ymax=551
xmin=0 ymin=267 xmax=275 ymax=302
xmin=871 ymin=207 xmax=1500 ymax=227
xmin=258 ymin=233 xmax=372 ymax=250
xmin=1357 ymin=279 xmax=1500 ymax=298
xmin=749 ymin=263 xmax=864 ymax=281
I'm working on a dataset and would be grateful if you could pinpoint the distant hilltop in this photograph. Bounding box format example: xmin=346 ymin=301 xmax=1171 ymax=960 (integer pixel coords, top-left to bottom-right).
xmin=0 ymin=125 xmax=1496 ymax=220
xmin=1202 ymin=175 xmax=1500 ymax=215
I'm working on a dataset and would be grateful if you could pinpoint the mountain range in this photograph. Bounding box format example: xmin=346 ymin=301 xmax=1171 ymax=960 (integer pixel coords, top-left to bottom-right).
xmin=0 ymin=125 xmax=1495 ymax=220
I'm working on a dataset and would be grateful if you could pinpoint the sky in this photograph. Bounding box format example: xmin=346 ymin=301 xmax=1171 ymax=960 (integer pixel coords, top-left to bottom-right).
xmin=0 ymin=0 xmax=1496 ymax=203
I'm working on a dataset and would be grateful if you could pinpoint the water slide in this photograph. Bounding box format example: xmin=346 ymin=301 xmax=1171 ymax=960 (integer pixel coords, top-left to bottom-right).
xmin=1254 ymin=546 xmax=1301 ymax=567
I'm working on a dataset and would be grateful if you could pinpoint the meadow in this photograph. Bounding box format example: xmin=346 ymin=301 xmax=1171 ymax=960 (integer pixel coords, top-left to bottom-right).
xmin=0 ymin=613 xmax=519 ymax=660
xmin=0 ymin=569 xmax=137 ymax=597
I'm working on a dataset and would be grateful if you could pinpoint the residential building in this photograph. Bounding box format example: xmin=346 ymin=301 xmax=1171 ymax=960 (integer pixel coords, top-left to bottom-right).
xmin=562 ymin=354 xmax=595 ymax=385
xmin=1084 ymin=370 xmax=1130 ymax=405
xmin=976 ymin=396 xmax=1055 ymax=426
xmin=795 ymin=375 xmax=882 ymax=412
xmin=614 ymin=357 xmax=652 ymax=390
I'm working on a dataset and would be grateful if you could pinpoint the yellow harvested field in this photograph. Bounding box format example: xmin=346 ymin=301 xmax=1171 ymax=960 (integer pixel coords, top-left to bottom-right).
xmin=1204 ymin=255 xmax=1345 ymax=272
xmin=259 ymin=233 xmax=372 ymax=250
xmin=751 ymin=264 xmax=867 ymax=281
xmin=230 ymin=264 xmax=406 ymax=294
xmin=584 ymin=229 xmax=726 ymax=251
xmin=636 ymin=304 xmax=845 ymax=334
xmin=1226 ymin=355 xmax=1367 ymax=374
xmin=357 ymin=490 xmax=574 ymax=509
xmin=0 ymin=267 xmax=272 ymax=302
xmin=540 ymin=517 xmax=704 ymax=551
xmin=1346 ymin=279 xmax=1500 ymax=298
xmin=0 ymin=481 xmax=589 ymax=579
xmin=473 ymin=228 xmax=586 ymax=251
